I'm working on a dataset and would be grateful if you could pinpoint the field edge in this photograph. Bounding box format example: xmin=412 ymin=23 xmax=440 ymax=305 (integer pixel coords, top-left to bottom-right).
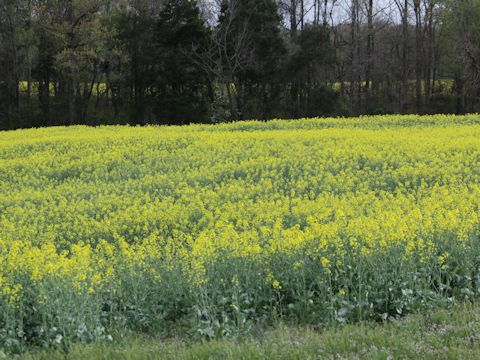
xmin=17 ymin=303 xmax=480 ymax=360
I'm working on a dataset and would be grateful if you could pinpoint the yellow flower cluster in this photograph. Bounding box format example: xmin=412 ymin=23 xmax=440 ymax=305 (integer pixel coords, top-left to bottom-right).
xmin=0 ymin=115 xmax=479 ymax=304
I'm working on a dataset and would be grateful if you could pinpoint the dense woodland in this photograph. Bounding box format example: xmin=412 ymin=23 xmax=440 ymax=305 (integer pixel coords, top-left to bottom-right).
xmin=0 ymin=0 xmax=480 ymax=129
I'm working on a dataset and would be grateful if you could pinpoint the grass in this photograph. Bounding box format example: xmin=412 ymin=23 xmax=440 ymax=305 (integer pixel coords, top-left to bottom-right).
xmin=17 ymin=303 xmax=480 ymax=359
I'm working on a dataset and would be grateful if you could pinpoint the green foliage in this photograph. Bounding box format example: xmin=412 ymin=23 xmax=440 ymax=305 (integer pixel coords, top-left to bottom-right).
xmin=219 ymin=0 xmax=285 ymax=81
xmin=218 ymin=0 xmax=286 ymax=119
xmin=17 ymin=304 xmax=480 ymax=359
xmin=152 ymin=0 xmax=211 ymax=124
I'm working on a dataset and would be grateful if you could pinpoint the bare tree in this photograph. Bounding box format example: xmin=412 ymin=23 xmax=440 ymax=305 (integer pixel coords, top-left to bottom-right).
xmin=192 ymin=0 xmax=253 ymax=120
xmin=278 ymin=0 xmax=299 ymax=38
xmin=365 ymin=0 xmax=374 ymax=108
xmin=349 ymin=0 xmax=361 ymax=113
xmin=449 ymin=0 xmax=480 ymax=112
xmin=394 ymin=0 xmax=410 ymax=112
xmin=413 ymin=0 xmax=423 ymax=112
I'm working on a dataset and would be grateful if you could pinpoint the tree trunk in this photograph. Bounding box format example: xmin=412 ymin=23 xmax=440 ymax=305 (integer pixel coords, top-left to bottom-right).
xmin=454 ymin=74 xmax=465 ymax=114
xmin=365 ymin=0 xmax=374 ymax=110
xmin=68 ymin=77 xmax=76 ymax=125
xmin=300 ymin=0 xmax=304 ymax=30
xmin=323 ymin=0 xmax=328 ymax=25
xmin=424 ymin=1 xmax=435 ymax=109
xmin=225 ymin=80 xmax=237 ymax=121
xmin=26 ymin=51 xmax=32 ymax=116
xmin=290 ymin=0 xmax=297 ymax=39
xmin=2 ymin=10 xmax=20 ymax=129
xmin=350 ymin=0 xmax=360 ymax=114
xmin=413 ymin=0 xmax=423 ymax=113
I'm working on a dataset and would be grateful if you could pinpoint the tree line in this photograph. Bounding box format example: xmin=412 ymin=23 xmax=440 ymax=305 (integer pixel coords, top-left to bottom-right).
xmin=1 ymin=0 xmax=479 ymax=129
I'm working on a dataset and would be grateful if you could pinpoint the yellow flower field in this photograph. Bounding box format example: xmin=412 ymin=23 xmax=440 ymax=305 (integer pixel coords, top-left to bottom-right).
xmin=0 ymin=115 xmax=479 ymax=350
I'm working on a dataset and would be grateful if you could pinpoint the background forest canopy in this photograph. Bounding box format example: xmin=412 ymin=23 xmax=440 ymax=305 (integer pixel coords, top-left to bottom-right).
xmin=1 ymin=0 xmax=480 ymax=129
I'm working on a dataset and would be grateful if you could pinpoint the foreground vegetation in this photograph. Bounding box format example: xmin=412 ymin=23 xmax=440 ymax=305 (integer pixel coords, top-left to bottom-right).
xmin=1 ymin=115 xmax=480 ymax=355
xmin=19 ymin=304 xmax=480 ymax=359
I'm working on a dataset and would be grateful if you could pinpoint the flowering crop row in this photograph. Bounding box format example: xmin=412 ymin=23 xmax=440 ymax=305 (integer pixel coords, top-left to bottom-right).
xmin=0 ymin=115 xmax=479 ymax=352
